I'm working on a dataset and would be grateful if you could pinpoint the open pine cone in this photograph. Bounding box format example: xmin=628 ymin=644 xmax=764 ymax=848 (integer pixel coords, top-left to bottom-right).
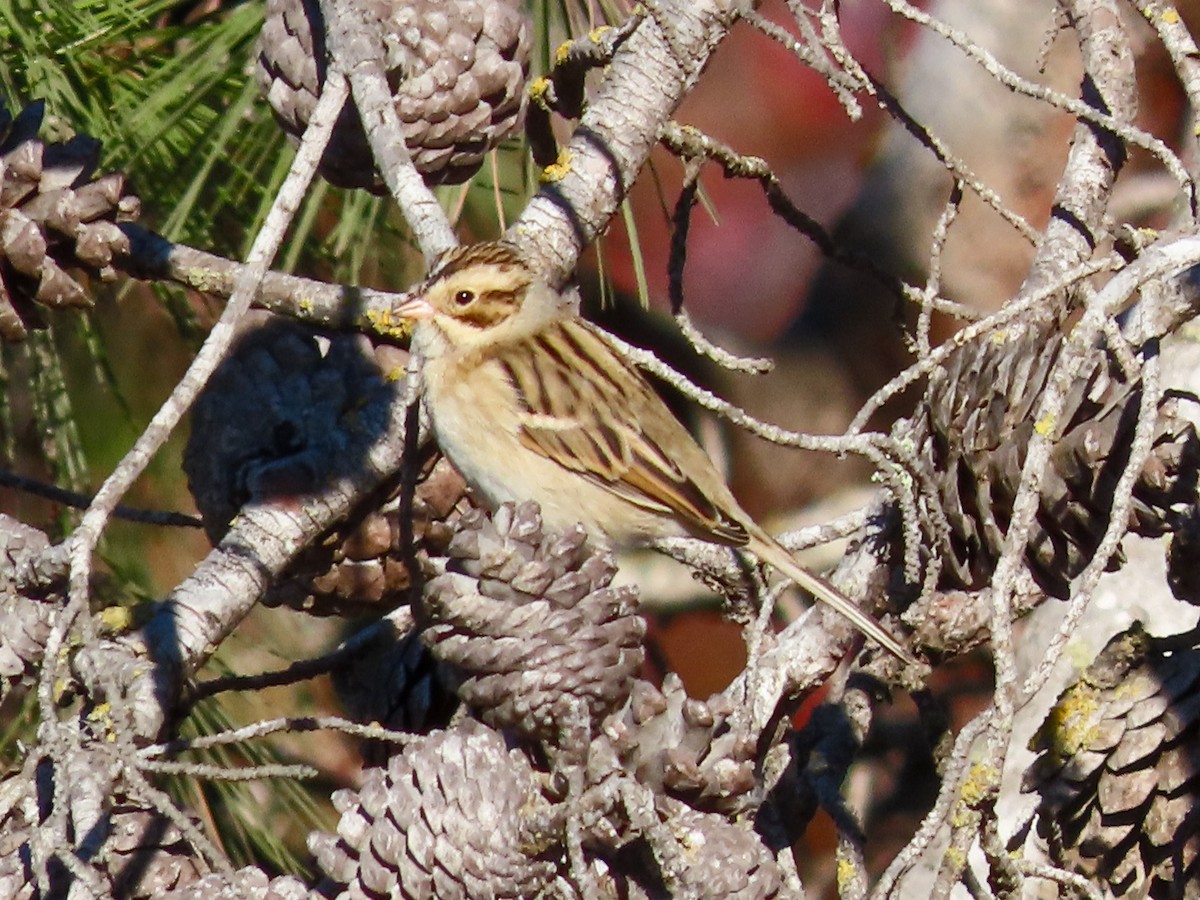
xmin=0 ymin=781 xmax=214 ymax=898
xmin=917 ymin=324 xmax=1200 ymax=599
xmin=600 ymin=674 xmax=758 ymax=815
xmin=420 ymin=502 xmax=645 ymax=754
xmin=309 ymin=719 xmax=560 ymax=898
xmin=0 ymin=515 xmax=56 ymax=700
xmin=1023 ymin=624 xmax=1200 ymax=896
xmin=0 ymin=100 xmax=140 ymax=341
xmin=256 ymin=0 xmax=529 ymax=190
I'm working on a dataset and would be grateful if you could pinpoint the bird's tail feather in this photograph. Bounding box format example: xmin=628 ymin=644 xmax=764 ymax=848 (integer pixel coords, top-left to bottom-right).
xmin=750 ymin=534 xmax=918 ymax=666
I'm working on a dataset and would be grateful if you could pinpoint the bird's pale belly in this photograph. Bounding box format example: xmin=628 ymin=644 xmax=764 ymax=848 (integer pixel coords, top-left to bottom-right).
xmin=427 ymin=384 xmax=676 ymax=547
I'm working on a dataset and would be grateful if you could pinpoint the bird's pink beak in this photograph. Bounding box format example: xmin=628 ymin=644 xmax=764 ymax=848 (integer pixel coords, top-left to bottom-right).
xmin=395 ymin=295 xmax=434 ymax=320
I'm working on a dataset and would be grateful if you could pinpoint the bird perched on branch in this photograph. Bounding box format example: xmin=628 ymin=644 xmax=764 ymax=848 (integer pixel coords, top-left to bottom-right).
xmin=396 ymin=242 xmax=915 ymax=664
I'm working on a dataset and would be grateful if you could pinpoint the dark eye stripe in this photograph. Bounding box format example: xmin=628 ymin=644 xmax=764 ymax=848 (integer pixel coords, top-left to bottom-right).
xmin=454 ymin=293 xmax=517 ymax=328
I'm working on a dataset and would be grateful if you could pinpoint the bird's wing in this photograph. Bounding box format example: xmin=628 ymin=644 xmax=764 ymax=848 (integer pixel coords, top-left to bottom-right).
xmin=496 ymin=320 xmax=749 ymax=546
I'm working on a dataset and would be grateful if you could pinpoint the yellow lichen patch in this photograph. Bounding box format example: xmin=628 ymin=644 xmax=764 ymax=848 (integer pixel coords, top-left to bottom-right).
xmin=540 ymin=149 xmax=573 ymax=183
xmin=1163 ymin=7 xmax=1181 ymax=24
xmin=589 ymin=25 xmax=613 ymax=43
xmin=1035 ymin=681 xmax=1101 ymax=757
xmin=529 ymin=77 xmax=552 ymax=108
xmin=98 ymin=605 xmax=136 ymax=634
xmin=944 ymin=845 xmax=967 ymax=869
xmin=186 ymin=266 xmax=227 ymax=295
xmin=554 ymin=40 xmax=573 ymax=66
xmin=366 ymin=307 xmax=412 ymax=341
xmin=835 ymin=857 xmax=858 ymax=892
xmin=1034 ymin=413 xmax=1057 ymax=436
xmin=951 ymin=762 xmax=997 ymax=828
xmin=960 ymin=761 xmax=999 ymax=807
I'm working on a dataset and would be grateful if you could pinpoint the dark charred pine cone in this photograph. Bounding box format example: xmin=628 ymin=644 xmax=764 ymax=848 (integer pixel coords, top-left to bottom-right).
xmin=0 ymin=514 xmax=57 ymax=698
xmin=1168 ymin=508 xmax=1200 ymax=605
xmin=185 ymin=320 xmax=468 ymax=616
xmin=256 ymin=0 xmax=529 ymax=191
xmin=420 ymin=502 xmax=645 ymax=752
xmin=309 ymin=719 xmax=560 ymax=898
xmin=599 ymin=674 xmax=757 ymax=815
xmin=1023 ymin=624 xmax=1200 ymax=897
xmin=0 ymin=100 xmax=141 ymax=341
xmin=332 ymin=618 xmax=461 ymax=744
xmin=917 ymin=324 xmax=1200 ymax=599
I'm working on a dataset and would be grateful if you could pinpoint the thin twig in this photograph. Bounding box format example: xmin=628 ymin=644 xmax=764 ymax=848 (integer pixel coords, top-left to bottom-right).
xmin=747 ymin=6 xmax=863 ymax=119
xmin=138 ymin=715 xmax=420 ymax=759
xmin=0 ymin=469 xmax=202 ymax=527
xmin=1011 ymin=857 xmax=1103 ymax=900
xmin=604 ymin=325 xmax=891 ymax=458
xmin=881 ymin=0 xmax=1196 ymax=215
xmin=1132 ymin=0 xmax=1200 ymax=170
xmin=674 ymin=309 xmax=774 ymax=374
xmin=137 ymin=759 xmax=320 ymax=781
xmin=871 ymin=712 xmax=992 ymax=897
xmin=187 ymin=607 xmax=416 ymax=705
xmin=915 ymin=182 xmax=964 ymax=360
xmin=774 ymin=505 xmax=872 ymax=554
xmin=864 ymin=72 xmax=1041 ymax=245
xmin=118 ymin=756 xmax=234 ymax=876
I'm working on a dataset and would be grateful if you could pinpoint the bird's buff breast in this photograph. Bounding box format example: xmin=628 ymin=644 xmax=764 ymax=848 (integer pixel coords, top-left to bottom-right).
xmin=421 ymin=354 xmax=678 ymax=545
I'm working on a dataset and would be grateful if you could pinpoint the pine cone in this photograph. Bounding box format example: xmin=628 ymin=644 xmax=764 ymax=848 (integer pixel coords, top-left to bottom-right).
xmin=160 ymin=868 xmax=314 ymax=899
xmin=592 ymin=797 xmax=782 ymax=900
xmin=1024 ymin=624 xmax=1200 ymax=896
xmin=332 ymin=619 xmax=461 ymax=742
xmin=0 ymin=779 xmax=210 ymax=898
xmin=657 ymin=800 xmax=782 ymax=899
xmin=918 ymin=325 xmax=1200 ymax=598
xmin=268 ymin=451 xmax=472 ymax=617
xmin=0 ymin=515 xmax=57 ymax=697
xmin=0 ymin=775 xmax=37 ymax=900
xmin=184 ymin=320 xmax=468 ymax=617
xmin=600 ymin=675 xmax=757 ymax=815
xmin=0 ymin=100 xmax=140 ymax=341
xmin=256 ymin=0 xmax=529 ymax=191
xmin=309 ymin=719 xmax=560 ymax=898
xmin=421 ymin=502 xmax=645 ymax=752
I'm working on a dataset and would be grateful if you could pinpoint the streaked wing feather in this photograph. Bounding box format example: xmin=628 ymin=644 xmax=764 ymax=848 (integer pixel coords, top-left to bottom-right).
xmin=502 ymin=321 xmax=749 ymax=547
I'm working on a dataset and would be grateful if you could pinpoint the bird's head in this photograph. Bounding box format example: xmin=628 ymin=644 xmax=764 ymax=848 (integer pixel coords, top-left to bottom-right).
xmin=396 ymin=243 xmax=566 ymax=357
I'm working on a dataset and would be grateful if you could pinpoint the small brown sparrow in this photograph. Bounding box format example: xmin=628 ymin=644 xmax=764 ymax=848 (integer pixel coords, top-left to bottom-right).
xmin=397 ymin=242 xmax=914 ymax=663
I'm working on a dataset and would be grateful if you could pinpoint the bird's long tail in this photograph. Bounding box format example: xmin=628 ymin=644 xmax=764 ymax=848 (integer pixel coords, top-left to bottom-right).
xmin=750 ymin=533 xmax=918 ymax=666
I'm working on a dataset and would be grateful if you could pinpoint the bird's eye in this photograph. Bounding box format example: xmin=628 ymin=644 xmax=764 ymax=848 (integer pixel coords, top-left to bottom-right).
xmin=454 ymin=289 xmax=475 ymax=306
